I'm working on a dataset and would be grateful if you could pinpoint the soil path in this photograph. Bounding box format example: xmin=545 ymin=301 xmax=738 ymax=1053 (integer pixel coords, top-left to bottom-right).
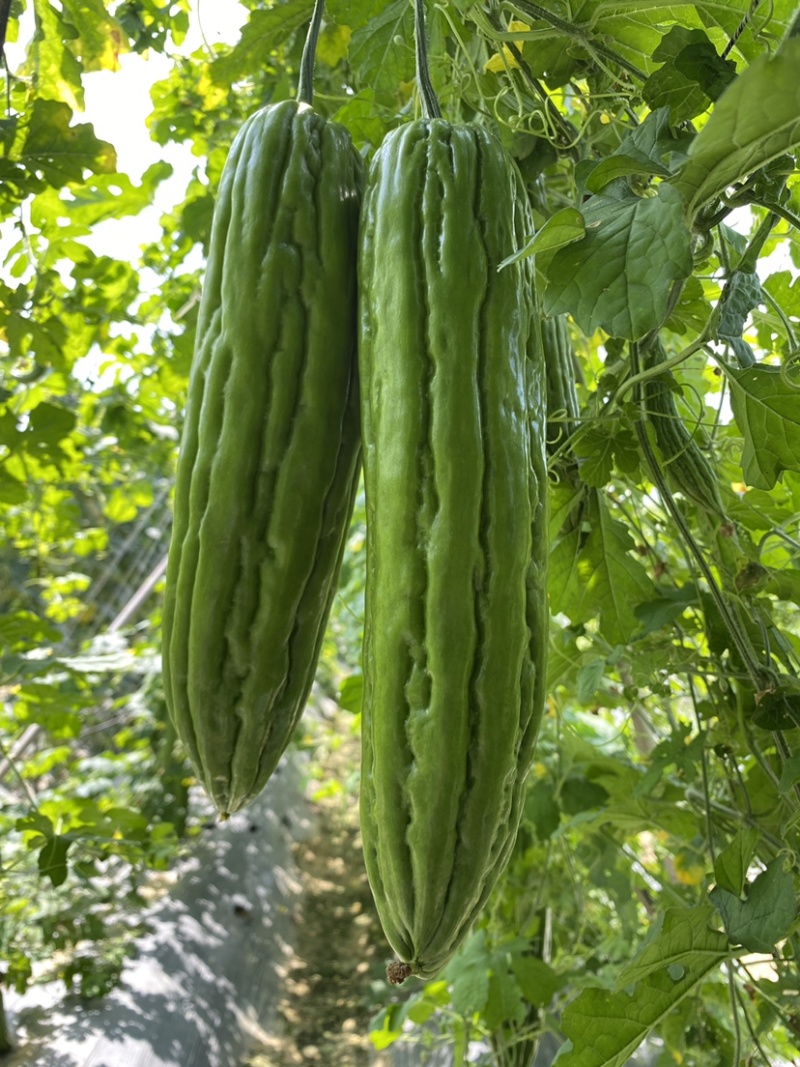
xmin=244 ymin=733 xmax=392 ymax=1067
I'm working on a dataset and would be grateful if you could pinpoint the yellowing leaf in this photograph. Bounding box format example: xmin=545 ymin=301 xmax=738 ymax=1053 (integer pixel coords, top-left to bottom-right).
xmin=484 ymin=20 xmax=528 ymax=73
xmin=317 ymin=23 xmax=351 ymax=67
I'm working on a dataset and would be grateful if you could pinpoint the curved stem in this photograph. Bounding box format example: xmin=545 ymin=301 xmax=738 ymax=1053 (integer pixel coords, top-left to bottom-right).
xmin=415 ymin=0 xmax=441 ymax=119
xmin=297 ymin=0 xmax=326 ymax=105
xmin=748 ymin=197 xmax=800 ymax=232
xmin=505 ymin=0 xmax=647 ymax=82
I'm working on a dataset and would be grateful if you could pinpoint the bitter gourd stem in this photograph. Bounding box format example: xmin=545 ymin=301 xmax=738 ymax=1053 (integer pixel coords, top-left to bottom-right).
xmin=414 ymin=0 xmax=442 ymax=120
xmin=630 ymin=341 xmax=772 ymax=694
xmin=297 ymin=0 xmax=326 ymax=105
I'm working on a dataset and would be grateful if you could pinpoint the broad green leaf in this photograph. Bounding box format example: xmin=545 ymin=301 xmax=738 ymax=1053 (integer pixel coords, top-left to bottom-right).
xmin=21 ymin=402 xmax=77 ymax=457
xmin=617 ymin=107 xmax=693 ymax=173
xmin=316 ymin=22 xmax=352 ymax=66
xmin=560 ymin=777 xmax=609 ymax=814
xmin=525 ymin=779 xmax=560 ymax=842
xmin=585 ymin=154 xmax=670 ymax=194
xmin=38 ymin=835 xmax=71 ymax=887
xmin=556 ymin=905 xmax=731 ymax=1067
xmin=573 ymin=427 xmax=614 ymax=488
xmin=615 ymin=905 xmax=731 ymax=988
xmin=713 ymin=829 xmax=760 ymax=896
xmin=728 ymin=364 xmax=800 ymax=488
xmin=16 ymin=812 xmax=55 ymax=843
xmin=500 ymin=208 xmax=585 ymax=269
xmin=0 ymin=611 xmax=61 ymax=651
xmin=212 ymin=0 xmax=313 ymax=84
xmin=642 ymin=27 xmax=735 ymax=125
xmin=778 ymin=753 xmax=800 ymax=793
xmin=710 ymin=860 xmax=796 ymax=952
xmin=484 ymin=968 xmax=527 ymax=1030
xmin=31 ymin=163 xmax=172 ymax=235
xmin=21 ymin=99 xmax=116 ymax=187
xmin=61 ymin=0 xmax=126 ymax=72
xmin=674 ymin=39 xmax=800 ymax=217
xmin=547 ymin=483 xmax=583 ymax=541
xmin=549 ymin=492 xmax=655 ymax=644
xmin=576 ymin=0 xmax=796 ymax=73
xmin=544 ymin=184 xmax=692 ymax=341
xmin=717 ymin=270 xmax=763 ymax=368
xmin=446 ymin=931 xmax=491 ymax=1015
xmin=26 ymin=0 xmax=84 ymax=111
xmin=510 ymin=956 xmax=563 ymax=1007
xmin=369 ymin=1005 xmax=404 ymax=1050
xmin=766 ymin=568 xmax=800 ymax=609
xmin=634 ymin=583 xmax=698 ymax=636
xmin=328 ymin=0 xmax=392 ymax=33
xmin=576 ymin=660 xmax=605 ymax=704
xmin=349 ymin=1 xmax=414 ymax=97
xmin=333 ymin=90 xmax=387 ymax=148
xmin=338 ymin=673 xmax=363 ymax=714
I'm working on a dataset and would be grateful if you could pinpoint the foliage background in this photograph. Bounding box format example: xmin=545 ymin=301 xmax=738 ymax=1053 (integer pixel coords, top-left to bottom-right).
xmin=2 ymin=0 xmax=800 ymax=1064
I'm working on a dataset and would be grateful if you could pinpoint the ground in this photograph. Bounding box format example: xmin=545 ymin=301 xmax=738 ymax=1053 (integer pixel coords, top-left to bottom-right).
xmin=244 ymin=728 xmax=393 ymax=1067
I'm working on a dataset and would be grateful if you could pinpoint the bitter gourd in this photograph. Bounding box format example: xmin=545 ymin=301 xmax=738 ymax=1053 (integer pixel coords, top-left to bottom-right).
xmin=643 ymin=339 xmax=725 ymax=518
xmin=358 ymin=0 xmax=548 ymax=982
xmin=161 ymin=4 xmax=362 ymax=817
xmin=543 ymin=315 xmax=580 ymax=456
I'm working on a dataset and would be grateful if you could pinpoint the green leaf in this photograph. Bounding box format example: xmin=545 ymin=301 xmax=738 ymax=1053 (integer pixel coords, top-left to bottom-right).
xmin=16 ymin=812 xmax=55 ymax=843
xmin=710 ymin=860 xmax=796 ymax=952
xmin=446 ymin=931 xmax=491 ymax=1016
xmin=316 ymin=22 xmax=352 ymax=67
xmin=549 ymin=492 xmax=654 ymax=645
xmin=633 ymin=583 xmax=698 ymax=636
xmin=585 ymin=154 xmax=671 ymax=194
xmin=25 ymin=402 xmax=77 ymax=449
xmin=544 ymin=184 xmax=692 ymax=341
xmin=0 ymin=610 xmax=60 ymax=651
xmin=643 ymin=27 xmax=735 ymax=125
xmin=483 ymin=967 xmax=526 ymax=1030
xmin=547 ymin=483 xmax=583 ymax=542
xmin=616 ymin=905 xmax=731 ymax=988
xmin=338 ymin=673 xmax=363 ymax=715
xmin=560 ymin=778 xmax=609 ymax=815
xmin=21 ymin=99 xmax=116 ymax=188
xmin=31 ymin=163 xmax=173 ymax=235
xmin=500 ymin=208 xmax=585 ymax=270
xmin=728 ymin=364 xmax=800 ymax=489
xmin=717 ymin=270 xmax=763 ymax=368
xmin=617 ymin=108 xmax=693 ymax=173
xmin=349 ymin=1 xmax=414 ymax=97
xmin=333 ymin=90 xmax=386 ymax=149
xmin=510 ymin=956 xmax=563 ymax=1007
xmin=573 ymin=427 xmax=614 ymax=488
xmin=556 ymin=905 xmax=731 ymax=1067
xmin=38 ymin=835 xmax=71 ymax=887
xmin=713 ymin=829 xmax=760 ymax=896
xmin=212 ymin=0 xmax=313 ymax=84
xmin=525 ymin=779 xmax=560 ymax=842
xmin=576 ymin=660 xmax=605 ymax=704
xmin=61 ymin=0 xmax=126 ymax=72
xmin=778 ymin=754 xmax=800 ymax=793
xmin=26 ymin=0 xmax=84 ymax=111
xmin=674 ymin=39 xmax=800 ymax=217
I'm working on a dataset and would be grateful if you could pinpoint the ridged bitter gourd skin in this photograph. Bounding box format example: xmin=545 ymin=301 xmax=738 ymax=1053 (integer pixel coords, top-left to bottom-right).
xmin=542 ymin=315 xmax=580 ymax=455
xmin=643 ymin=340 xmax=725 ymax=518
xmin=162 ymin=100 xmax=362 ymax=817
xmin=358 ymin=119 xmax=548 ymax=980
